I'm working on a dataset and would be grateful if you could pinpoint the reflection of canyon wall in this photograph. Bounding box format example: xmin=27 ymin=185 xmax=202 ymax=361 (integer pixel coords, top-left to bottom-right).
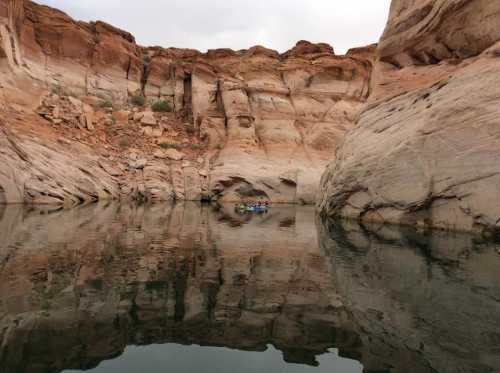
xmin=1 ymin=204 xmax=500 ymax=373
xmin=319 ymin=219 xmax=500 ymax=373
xmin=0 ymin=0 xmax=374 ymax=205
xmin=318 ymin=0 xmax=500 ymax=232
xmin=0 ymin=204 xmax=357 ymax=373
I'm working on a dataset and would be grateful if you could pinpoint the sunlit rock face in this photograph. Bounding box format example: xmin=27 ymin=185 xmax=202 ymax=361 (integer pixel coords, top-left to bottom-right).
xmin=0 ymin=204 xmax=358 ymax=372
xmin=318 ymin=0 xmax=500 ymax=232
xmin=0 ymin=0 xmax=375 ymax=205
xmin=318 ymin=218 xmax=500 ymax=373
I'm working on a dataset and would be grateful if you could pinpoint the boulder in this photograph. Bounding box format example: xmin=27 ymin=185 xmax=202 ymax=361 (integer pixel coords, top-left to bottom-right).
xmin=164 ymin=149 xmax=185 ymax=161
xmin=140 ymin=111 xmax=157 ymax=126
xmin=129 ymin=158 xmax=148 ymax=170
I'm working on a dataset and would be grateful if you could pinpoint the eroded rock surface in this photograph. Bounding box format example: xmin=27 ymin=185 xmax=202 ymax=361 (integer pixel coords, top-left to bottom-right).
xmin=0 ymin=0 xmax=374 ymax=205
xmin=318 ymin=0 xmax=500 ymax=232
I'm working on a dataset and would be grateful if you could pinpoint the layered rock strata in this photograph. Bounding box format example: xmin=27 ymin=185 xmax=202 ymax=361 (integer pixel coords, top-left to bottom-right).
xmin=0 ymin=0 xmax=374 ymax=205
xmin=318 ymin=0 xmax=500 ymax=232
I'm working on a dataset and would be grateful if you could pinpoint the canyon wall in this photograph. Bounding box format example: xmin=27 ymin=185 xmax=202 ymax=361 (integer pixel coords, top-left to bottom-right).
xmin=318 ymin=0 xmax=500 ymax=232
xmin=0 ymin=0 xmax=374 ymax=205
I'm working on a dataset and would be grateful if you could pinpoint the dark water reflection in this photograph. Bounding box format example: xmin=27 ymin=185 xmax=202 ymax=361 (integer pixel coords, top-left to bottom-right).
xmin=0 ymin=204 xmax=499 ymax=373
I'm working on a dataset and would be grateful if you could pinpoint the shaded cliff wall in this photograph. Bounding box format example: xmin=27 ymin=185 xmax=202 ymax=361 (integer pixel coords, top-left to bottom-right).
xmin=318 ymin=0 xmax=500 ymax=233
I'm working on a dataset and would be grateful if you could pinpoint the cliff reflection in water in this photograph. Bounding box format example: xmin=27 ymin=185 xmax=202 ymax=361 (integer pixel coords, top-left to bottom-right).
xmin=0 ymin=203 xmax=356 ymax=373
xmin=0 ymin=204 xmax=499 ymax=373
xmin=319 ymin=219 xmax=500 ymax=373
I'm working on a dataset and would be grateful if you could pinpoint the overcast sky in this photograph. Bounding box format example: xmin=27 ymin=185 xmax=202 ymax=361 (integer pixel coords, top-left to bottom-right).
xmin=36 ymin=0 xmax=391 ymax=54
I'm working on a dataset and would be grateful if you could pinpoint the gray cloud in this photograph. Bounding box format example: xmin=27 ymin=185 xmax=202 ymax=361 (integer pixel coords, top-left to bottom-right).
xmin=35 ymin=0 xmax=391 ymax=54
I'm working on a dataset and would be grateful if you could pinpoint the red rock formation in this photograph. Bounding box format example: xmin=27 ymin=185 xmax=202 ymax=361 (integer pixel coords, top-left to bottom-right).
xmin=0 ymin=0 xmax=375 ymax=205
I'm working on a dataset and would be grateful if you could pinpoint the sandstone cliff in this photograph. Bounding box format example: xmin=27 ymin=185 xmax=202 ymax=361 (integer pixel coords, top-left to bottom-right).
xmin=0 ymin=0 xmax=374 ymax=205
xmin=318 ymin=0 xmax=500 ymax=233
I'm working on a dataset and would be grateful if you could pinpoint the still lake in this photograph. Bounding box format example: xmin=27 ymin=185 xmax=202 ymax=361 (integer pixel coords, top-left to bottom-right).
xmin=0 ymin=203 xmax=499 ymax=373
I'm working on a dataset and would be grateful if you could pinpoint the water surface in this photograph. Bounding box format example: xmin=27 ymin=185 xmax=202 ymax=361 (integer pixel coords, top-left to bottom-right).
xmin=0 ymin=203 xmax=499 ymax=373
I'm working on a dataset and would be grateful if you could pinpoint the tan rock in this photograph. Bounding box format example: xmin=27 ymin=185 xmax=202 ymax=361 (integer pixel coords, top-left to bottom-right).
xmin=140 ymin=111 xmax=157 ymax=126
xmin=164 ymin=149 xmax=185 ymax=161
xmin=318 ymin=0 xmax=500 ymax=233
xmin=53 ymin=105 xmax=60 ymax=119
xmin=113 ymin=110 xmax=130 ymax=125
xmin=129 ymin=158 xmax=148 ymax=170
xmin=153 ymin=150 xmax=167 ymax=159
xmin=151 ymin=128 xmax=163 ymax=137
xmin=133 ymin=112 xmax=144 ymax=122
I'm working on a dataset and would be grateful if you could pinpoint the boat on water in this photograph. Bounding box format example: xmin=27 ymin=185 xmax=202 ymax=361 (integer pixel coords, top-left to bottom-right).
xmin=235 ymin=203 xmax=271 ymax=213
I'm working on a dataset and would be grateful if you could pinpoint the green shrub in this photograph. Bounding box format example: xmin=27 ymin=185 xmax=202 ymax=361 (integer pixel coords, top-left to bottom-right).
xmin=96 ymin=92 xmax=109 ymax=100
xmin=186 ymin=125 xmax=196 ymax=135
xmin=191 ymin=143 xmax=204 ymax=150
xmin=159 ymin=142 xmax=180 ymax=150
xmin=142 ymin=54 xmax=151 ymax=64
xmin=151 ymin=100 xmax=172 ymax=112
xmin=99 ymin=100 xmax=113 ymax=109
xmin=215 ymin=143 xmax=224 ymax=150
xmin=93 ymin=34 xmax=101 ymax=44
xmin=119 ymin=138 xmax=130 ymax=148
xmin=51 ymin=85 xmax=77 ymax=98
xmin=130 ymin=94 xmax=146 ymax=107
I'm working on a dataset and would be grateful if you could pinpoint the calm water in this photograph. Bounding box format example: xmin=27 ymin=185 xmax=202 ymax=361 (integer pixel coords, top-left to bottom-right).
xmin=0 ymin=203 xmax=499 ymax=373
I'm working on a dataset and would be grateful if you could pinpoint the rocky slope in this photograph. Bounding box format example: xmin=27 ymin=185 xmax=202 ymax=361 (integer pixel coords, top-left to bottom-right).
xmin=318 ymin=0 xmax=500 ymax=233
xmin=0 ymin=0 xmax=374 ymax=205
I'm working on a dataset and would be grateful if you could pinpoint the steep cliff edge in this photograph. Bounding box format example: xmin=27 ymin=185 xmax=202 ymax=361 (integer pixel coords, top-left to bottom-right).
xmin=319 ymin=0 xmax=500 ymax=233
xmin=0 ymin=0 xmax=374 ymax=205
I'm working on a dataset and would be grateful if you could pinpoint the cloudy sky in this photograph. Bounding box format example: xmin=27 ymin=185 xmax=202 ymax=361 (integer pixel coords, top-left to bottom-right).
xmin=36 ymin=0 xmax=391 ymax=54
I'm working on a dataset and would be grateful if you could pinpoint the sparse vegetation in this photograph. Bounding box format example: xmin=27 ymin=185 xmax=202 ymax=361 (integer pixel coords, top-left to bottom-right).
xmin=99 ymin=100 xmax=114 ymax=109
xmin=50 ymin=85 xmax=77 ymax=98
xmin=96 ymin=92 xmax=109 ymax=100
xmin=159 ymin=141 xmax=181 ymax=150
xmin=119 ymin=138 xmax=130 ymax=148
xmin=142 ymin=54 xmax=151 ymax=64
xmin=151 ymin=100 xmax=173 ymax=112
xmin=130 ymin=94 xmax=146 ymax=107
xmin=93 ymin=34 xmax=101 ymax=45
xmin=215 ymin=143 xmax=224 ymax=150
xmin=191 ymin=143 xmax=204 ymax=150
xmin=186 ymin=125 xmax=196 ymax=135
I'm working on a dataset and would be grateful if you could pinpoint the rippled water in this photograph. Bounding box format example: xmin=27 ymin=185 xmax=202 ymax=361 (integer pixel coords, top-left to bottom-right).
xmin=0 ymin=203 xmax=499 ymax=373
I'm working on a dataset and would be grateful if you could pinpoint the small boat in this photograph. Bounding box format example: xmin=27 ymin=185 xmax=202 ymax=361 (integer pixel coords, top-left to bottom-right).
xmin=235 ymin=203 xmax=271 ymax=213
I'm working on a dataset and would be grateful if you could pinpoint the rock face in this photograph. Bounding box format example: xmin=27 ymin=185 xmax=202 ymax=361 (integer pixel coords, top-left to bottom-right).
xmin=0 ymin=0 xmax=375 ymax=205
xmin=318 ymin=0 xmax=500 ymax=232
xmin=0 ymin=115 xmax=209 ymax=205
